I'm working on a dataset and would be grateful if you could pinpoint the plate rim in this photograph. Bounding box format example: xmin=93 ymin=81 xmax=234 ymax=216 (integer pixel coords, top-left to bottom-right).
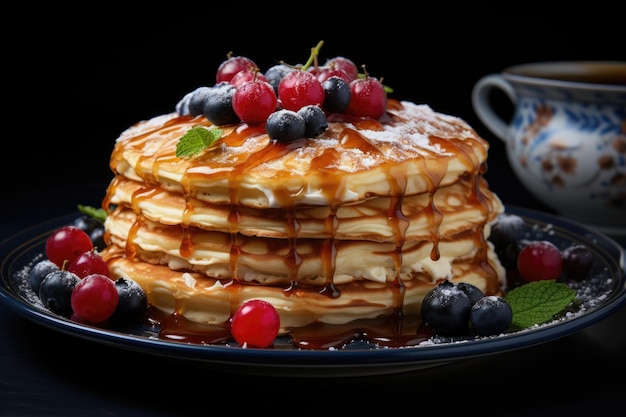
xmin=1 ymin=206 xmax=625 ymax=376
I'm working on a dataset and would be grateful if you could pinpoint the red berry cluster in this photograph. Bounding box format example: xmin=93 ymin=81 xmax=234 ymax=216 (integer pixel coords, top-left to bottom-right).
xmin=177 ymin=44 xmax=388 ymax=141
xmin=31 ymin=226 xmax=147 ymax=324
xmin=516 ymin=240 xmax=593 ymax=283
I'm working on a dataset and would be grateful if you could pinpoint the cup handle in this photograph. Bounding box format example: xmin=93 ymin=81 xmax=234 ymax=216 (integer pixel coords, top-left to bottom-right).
xmin=471 ymin=74 xmax=516 ymax=142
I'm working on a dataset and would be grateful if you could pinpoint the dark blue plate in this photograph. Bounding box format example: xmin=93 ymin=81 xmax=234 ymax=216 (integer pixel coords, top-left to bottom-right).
xmin=1 ymin=206 xmax=625 ymax=377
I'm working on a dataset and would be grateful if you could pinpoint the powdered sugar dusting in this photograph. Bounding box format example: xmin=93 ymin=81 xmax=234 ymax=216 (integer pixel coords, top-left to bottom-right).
xmin=13 ymin=253 xmax=47 ymax=311
xmin=358 ymin=102 xmax=479 ymax=157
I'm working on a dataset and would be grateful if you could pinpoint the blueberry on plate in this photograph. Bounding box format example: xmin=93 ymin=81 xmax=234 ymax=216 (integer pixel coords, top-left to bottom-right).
xmin=112 ymin=277 xmax=148 ymax=321
xmin=421 ymin=280 xmax=472 ymax=336
xmin=72 ymin=214 xmax=106 ymax=250
xmin=561 ymin=244 xmax=593 ymax=281
xmin=489 ymin=213 xmax=525 ymax=269
xmin=28 ymin=259 xmax=59 ymax=294
xmin=470 ymin=295 xmax=512 ymax=336
xmin=39 ymin=270 xmax=80 ymax=316
xmin=457 ymin=282 xmax=485 ymax=306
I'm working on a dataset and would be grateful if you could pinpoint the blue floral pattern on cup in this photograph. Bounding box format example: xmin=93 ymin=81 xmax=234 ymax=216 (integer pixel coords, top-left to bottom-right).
xmin=512 ymin=97 xmax=626 ymax=210
xmin=472 ymin=61 xmax=626 ymax=229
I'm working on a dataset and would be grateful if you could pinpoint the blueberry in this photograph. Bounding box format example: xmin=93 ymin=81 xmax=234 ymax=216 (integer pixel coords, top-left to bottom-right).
xmin=112 ymin=277 xmax=148 ymax=321
xmin=203 ymin=82 xmax=238 ymax=125
xmin=186 ymin=86 xmax=213 ymax=117
xmin=322 ymin=76 xmax=351 ymax=113
xmin=561 ymin=244 xmax=593 ymax=281
xmin=28 ymin=260 xmax=59 ymax=294
xmin=297 ymin=105 xmax=328 ymax=137
xmin=489 ymin=213 xmax=525 ymax=269
xmin=89 ymin=227 xmax=106 ymax=251
xmin=39 ymin=270 xmax=80 ymax=316
xmin=72 ymin=215 xmax=101 ymax=233
xmin=264 ymin=64 xmax=295 ymax=94
xmin=72 ymin=215 xmax=106 ymax=249
xmin=470 ymin=296 xmax=512 ymax=336
xmin=421 ymin=280 xmax=472 ymax=336
xmin=457 ymin=282 xmax=485 ymax=305
xmin=175 ymin=90 xmax=195 ymax=115
xmin=266 ymin=109 xmax=306 ymax=142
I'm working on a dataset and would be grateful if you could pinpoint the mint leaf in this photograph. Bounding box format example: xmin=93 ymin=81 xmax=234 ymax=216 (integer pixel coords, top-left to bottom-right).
xmin=176 ymin=126 xmax=223 ymax=157
xmin=505 ymin=280 xmax=576 ymax=329
xmin=77 ymin=204 xmax=107 ymax=223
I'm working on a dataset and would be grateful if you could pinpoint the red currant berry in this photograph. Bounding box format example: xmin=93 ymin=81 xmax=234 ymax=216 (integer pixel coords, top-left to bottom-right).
xmin=325 ymin=56 xmax=359 ymax=83
xmin=311 ymin=66 xmax=351 ymax=84
xmin=67 ymin=250 xmax=110 ymax=278
xmin=232 ymin=79 xmax=277 ymax=123
xmin=517 ymin=240 xmax=563 ymax=282
xmin=346 ymin=76 xmax=387 ymax=119
xmin=229 ymin=67 xmax=268 ymax=87
xmin=45 ymin=226 xmax=94 ymax=268
xmin=231 ymin=299 xmax=280 ymax=348
xmin=278 ymin=70 xmax=325 ymax=112
xmin=71 ymin=273 xmax=119 ymax=323
xmin=216 ymin=55 xmax=257 ymax=83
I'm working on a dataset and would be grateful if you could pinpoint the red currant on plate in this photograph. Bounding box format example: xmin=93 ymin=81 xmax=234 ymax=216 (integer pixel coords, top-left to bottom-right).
xmin=67 ymin=250 xmax=110 ymax=278
xmin=71 ymin=273 xmax=119 ymax=323
xmin=45 ymin=226 xmax=94 ymax=268
xmin=231 ymin=299 xmax=280 ymax=348
xmin=517 ymin=240 xmax=563 ymax=282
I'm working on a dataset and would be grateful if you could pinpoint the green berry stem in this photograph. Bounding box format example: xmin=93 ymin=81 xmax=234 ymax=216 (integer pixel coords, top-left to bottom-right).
xmin=300 ymin=40 xmax=325 ymax=72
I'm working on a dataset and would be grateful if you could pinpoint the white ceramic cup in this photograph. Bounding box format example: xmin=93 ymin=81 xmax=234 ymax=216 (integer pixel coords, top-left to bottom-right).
xmin=472 ymin=61 xmax=626 ymax=233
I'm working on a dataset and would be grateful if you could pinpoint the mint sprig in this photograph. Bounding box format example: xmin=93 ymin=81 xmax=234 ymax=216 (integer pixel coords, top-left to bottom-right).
xmin=505 ymin=280 xmax=576 ymax=329
xmin=78 ymin=204 xmax=107 ymax=223
xmin=176 ymin=126 xmax=223 ymax=158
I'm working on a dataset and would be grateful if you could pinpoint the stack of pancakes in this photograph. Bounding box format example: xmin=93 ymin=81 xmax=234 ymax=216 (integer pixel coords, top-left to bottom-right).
xmin=101 ymin=99 xmax=506 ymax=332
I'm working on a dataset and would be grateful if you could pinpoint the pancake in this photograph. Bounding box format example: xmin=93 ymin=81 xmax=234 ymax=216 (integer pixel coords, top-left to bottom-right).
xmin=105 ymin=247 xmax=504 ymax=329
xmin=100 ymin=93 xmax=506 ymax=342
xmin=105 ymin=173 xmax=501 ymax=241
xmin=107 ymin=101 xmax=490 ymax=208
xmin=104 ymin=206 xmax=502 ymax=289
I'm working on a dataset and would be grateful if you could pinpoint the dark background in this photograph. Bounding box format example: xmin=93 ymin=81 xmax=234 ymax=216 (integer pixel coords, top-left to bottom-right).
xmin=2 ymin=5 xmax=626 ymax=416
xmin=5 ymin=3 xmax=625 ymax=224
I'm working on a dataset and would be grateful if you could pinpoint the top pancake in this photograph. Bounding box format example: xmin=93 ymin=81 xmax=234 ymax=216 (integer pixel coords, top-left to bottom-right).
xmin=109 ymin=99 xmax=491 ymax=209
